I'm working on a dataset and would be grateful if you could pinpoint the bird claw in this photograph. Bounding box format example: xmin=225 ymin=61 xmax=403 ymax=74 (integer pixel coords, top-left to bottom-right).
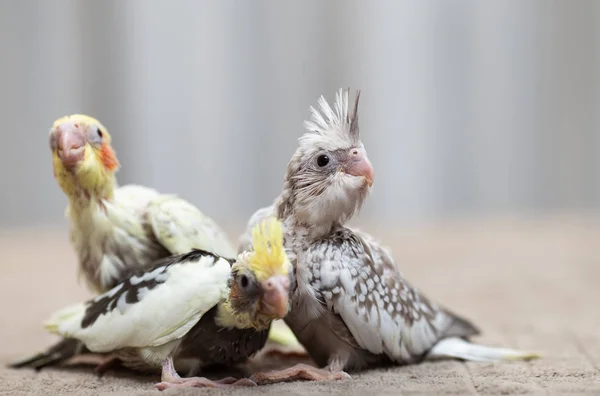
xmin=154 ymin=376 xmax=257 ymax=390
xmin=250 ymin=363 xmax=351 ymax=385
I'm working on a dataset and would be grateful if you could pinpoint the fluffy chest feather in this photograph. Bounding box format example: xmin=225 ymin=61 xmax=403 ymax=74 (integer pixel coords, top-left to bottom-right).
xmin=68 ymin=186 xmax=170 ymax=292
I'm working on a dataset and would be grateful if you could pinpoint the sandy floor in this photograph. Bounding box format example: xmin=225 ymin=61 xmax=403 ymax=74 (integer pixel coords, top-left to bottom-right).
xmin=2 ymin=215 xmax=600 ymax=395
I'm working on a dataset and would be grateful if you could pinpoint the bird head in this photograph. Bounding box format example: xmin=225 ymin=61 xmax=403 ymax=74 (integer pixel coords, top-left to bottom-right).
xmin=49 ymin=114 xmax=119 ymax=200
xmin=227 ymin=217 xmax=293 ymax=329
xmin=278 ymin=88 xmax=373 ymax=227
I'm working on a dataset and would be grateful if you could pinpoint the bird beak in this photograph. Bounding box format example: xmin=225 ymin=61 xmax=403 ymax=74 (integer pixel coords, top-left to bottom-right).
xmin=343 ymin=148 xmax=374 ymax=187
xmin=54 ymin=124 xmax=86 ymax=169
xmin=261 ymin=275 xmax=290 ymax=318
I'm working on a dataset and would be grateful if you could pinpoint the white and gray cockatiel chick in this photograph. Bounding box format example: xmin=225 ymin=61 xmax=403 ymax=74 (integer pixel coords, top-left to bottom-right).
xmin=239 ymin=89 xmax=539 ymax=384
xmin=44 ymin=217 xmax=294 ymax=390
xmin=9 ymin=114 xmax=296 ymax=372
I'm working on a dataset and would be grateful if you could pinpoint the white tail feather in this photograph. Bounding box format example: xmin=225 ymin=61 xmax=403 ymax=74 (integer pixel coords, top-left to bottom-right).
xmin=43 ymin=302 xmax=87 ymax=336
xmin=427 ymin=337 xmax=540 ymax=362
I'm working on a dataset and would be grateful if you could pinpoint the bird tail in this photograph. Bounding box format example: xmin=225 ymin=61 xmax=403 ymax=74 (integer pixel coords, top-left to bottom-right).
xmin=427 ymin=337 xmax=540 ymax=362
xmin=267 ymin=320 xmax=303 ymax=348
xmin=43 ymin=302 xmax=87 ymax=336
xmin=7 ymin=338 xmax=90 ymax=371
xmin=6 ymin=303 xmax=90 ymax=371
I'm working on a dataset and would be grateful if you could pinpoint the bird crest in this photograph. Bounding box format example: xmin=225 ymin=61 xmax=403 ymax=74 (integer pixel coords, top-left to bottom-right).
xmin=248 ymin=217 xmax=288 ymax=281
xmin=302 ymin=88 xmax=361 ymax=146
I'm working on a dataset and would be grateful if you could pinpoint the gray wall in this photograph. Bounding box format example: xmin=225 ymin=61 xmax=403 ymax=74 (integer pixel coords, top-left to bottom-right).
xmin=1 ymin=0 xmax=598 ymax=229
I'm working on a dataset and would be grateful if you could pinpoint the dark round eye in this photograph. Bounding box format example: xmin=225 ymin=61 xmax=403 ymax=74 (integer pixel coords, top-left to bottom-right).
xmin=97 ymin=128 xmax=103 ymax=138
xmin=240 ymin=274 xmax=249 ymax=288
xmin=317 ymin=154 xmax=330 ymax=167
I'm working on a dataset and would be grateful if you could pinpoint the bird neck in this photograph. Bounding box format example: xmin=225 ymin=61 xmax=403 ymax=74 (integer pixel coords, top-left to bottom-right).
xmin=66 ymin=176 xmax=118 ymax=214
xmin=274 ymin=187 xmax=337 ymax=242
xmin=274 ymin=181 xmax=295 ymax=219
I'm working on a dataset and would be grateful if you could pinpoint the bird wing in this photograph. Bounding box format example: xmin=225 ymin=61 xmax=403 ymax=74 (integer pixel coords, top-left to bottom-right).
xmin=44 ymin=251 xmax=232 ymax=353
xmin=306 ymin=227 xmax=476 ymax=363
xmin=147 ymin=194 xmax=237 ymax=259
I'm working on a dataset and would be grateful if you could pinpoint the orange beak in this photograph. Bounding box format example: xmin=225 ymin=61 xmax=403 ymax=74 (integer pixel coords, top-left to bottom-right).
xmin=54 ymin=124 xmax=86 ymax=169
xmin=261 ymin=275 xmax=290 ymax=318
xmin=344 ymin=148 xmax=374 ymax=187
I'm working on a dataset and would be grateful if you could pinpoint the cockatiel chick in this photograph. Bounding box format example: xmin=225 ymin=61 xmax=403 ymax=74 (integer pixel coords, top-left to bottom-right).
xmin=44 ymin=217 xmax=293 ymax=390
xmin=239 ymin=89 xmax=539 ymax=384
xmin=48 ymin=114 xmax=237 ymax=292
xmin=10 ymin=114 xmax=298 ymax=371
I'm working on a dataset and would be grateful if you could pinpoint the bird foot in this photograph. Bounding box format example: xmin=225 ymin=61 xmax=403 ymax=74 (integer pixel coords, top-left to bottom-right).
xmin=249 ymin=363 xmax=351 ymax=385
xmin=154 ymin=376 xmax=257 ymax=390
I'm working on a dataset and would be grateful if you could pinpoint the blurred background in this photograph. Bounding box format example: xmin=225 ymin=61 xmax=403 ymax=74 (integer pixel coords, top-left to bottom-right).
xmin=1 ymin=0 xmax=599 ymax=232
xmin=2 ymin=4 xmax=600 ymax=389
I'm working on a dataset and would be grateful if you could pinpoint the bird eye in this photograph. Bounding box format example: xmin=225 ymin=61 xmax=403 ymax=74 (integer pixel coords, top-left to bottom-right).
xmin=316 ymin=154 xmax=330 ymax=167
xmin=240 ymin=274 xmax=249 ymax=288
xmin=97 ymin=128 xmax=103 ymax=138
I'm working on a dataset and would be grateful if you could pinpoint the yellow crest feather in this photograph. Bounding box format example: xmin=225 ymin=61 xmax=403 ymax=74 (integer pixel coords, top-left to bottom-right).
xmin=248 ymin=217 xmax=288 ymax=281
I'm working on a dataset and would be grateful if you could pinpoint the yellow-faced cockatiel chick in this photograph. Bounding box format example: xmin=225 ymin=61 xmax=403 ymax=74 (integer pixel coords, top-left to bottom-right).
xmin=239 ymin=89 xmax=539 ymax=384
xmin=48 ymin=114 xmax=236 ymax=290
xmin=9 ymin=114 xmax=297 ymax=371
xmin=43 ymin=217 xmax=294 ymax=390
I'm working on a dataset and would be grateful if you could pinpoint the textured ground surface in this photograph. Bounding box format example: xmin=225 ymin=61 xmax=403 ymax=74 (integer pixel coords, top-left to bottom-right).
xmin=2 ymin=215 xmax=599 ymax=395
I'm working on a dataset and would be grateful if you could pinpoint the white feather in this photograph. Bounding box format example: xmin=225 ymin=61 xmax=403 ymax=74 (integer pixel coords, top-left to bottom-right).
xmin=318 ymin=96 xmax=336 ymax=124
xmin=427 ymin=337 xmax=540 ymax=362
xmin=71 ymin=184 xmax=161 ymax=292
xmin=70 ymin=183 xmax=237 ymax=294
xmin=147 ymin=195 xmax=237 ymax=258
xmin=315 ymin=234 xmax=454 ymax=363
xmin=45 ymin=255 xmax=231 ymax=353
xmin=300 ymin=89 xmax=355 ymax=150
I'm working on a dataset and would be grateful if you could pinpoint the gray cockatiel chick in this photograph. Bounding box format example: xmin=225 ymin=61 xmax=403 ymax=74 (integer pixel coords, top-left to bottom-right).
xmin=9 ymin=114 xmax=295 ymax=372
xmin=239 ymin=89 xmax=539 ymax=384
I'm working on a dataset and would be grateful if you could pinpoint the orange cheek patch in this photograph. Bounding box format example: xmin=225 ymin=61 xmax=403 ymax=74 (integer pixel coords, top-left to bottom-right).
xmin=100 ymin=144 xmax=119 ymax=171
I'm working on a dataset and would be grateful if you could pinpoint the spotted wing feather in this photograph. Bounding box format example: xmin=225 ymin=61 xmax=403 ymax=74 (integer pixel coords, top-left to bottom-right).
xmin=306 ymin=228 xmax=479 ymax=363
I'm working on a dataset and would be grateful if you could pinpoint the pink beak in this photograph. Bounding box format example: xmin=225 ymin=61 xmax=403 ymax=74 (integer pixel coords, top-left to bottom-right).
xmin=261 ymin=275 xmax=290 ymax=318
xmin=344 ymin=148 xmax=374 ymax=187
xmin=55 ymin=124 xmax=86 ymax=168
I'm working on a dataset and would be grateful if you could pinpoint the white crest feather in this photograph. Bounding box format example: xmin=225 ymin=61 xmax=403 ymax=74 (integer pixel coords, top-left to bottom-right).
xmin=302 ymin=88 xmax=360 ymax=146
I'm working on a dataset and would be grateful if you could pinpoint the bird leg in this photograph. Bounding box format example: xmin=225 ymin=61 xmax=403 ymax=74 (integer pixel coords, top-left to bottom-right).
xmin=154 ymin=356 xmax=257 ymax=390
xmin=93 ymin=355 xmax=123 ymax=377
xmin=249 ymin=363 xmax=351 ymax=385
